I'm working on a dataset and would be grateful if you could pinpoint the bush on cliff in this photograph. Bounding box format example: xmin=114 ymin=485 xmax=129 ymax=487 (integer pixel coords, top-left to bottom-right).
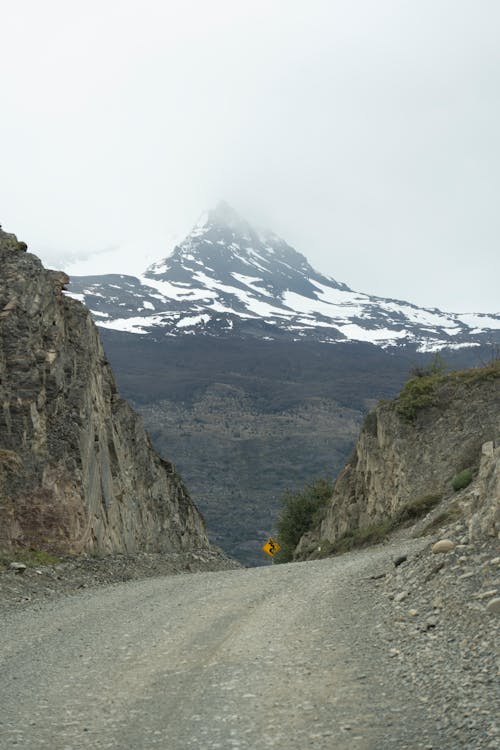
xmin=395 ymin=358 xmax=500 ymax=422
xmin=274 ymin=477 xmax=333 ymax=563
xmin=452 ymin=468 xmax=473 ymax=491
xmin=394 ymin=372 xmax=444 ymax=421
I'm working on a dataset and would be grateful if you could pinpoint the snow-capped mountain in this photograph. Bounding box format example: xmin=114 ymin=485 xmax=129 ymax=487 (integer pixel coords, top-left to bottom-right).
xmin=67 ymin=202 xmax=500 ymax=351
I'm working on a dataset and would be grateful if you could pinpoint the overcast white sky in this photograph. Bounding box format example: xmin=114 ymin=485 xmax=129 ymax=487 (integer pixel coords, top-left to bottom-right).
xmin=1 ymin=0 xmax=499 ymax=312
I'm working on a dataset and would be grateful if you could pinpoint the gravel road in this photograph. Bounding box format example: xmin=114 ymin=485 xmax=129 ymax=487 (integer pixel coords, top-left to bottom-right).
xmin=0 ymin=539 xmax=476 ymax=749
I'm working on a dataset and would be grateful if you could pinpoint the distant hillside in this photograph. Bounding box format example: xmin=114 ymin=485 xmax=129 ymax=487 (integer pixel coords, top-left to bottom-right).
xmin=99 ymin=330 xmax=490 ymax=565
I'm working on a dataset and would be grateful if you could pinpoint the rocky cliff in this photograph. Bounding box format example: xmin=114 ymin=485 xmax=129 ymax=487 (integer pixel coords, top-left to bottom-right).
xmin=0 ymin=227 xmax=210 ymax=555
xmin=297 ymin=365 xmax=500 ymax=556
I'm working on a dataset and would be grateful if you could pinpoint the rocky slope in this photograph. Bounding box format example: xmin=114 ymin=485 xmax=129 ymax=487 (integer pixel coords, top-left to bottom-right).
xmin=297 ymin=363 xmax=500 ymax=556
xmin=0 ymin=227 xmax=210 ymax=556
xmin=291 ymin=365 xmax=499 ymax=748
xmin=381 ymin=527 xmax=499 ymax=741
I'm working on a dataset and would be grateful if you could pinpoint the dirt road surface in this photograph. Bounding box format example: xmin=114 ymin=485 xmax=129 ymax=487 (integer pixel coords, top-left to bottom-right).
xmin=1 ymin=540 xmax=442 ymax=749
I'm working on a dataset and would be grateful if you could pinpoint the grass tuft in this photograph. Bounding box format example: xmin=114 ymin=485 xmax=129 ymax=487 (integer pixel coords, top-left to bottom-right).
xmin=314 ymin=492 xmax=444 ymax=559
xmin=0 ymin=548 xmax=61 ymax=572
xmin=452 ymin=469 xmax=473 ymax=492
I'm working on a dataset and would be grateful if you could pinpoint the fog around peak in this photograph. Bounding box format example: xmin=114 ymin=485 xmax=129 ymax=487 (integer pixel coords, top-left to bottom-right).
xmin=1 ymin=0 xmax=499 ymax=313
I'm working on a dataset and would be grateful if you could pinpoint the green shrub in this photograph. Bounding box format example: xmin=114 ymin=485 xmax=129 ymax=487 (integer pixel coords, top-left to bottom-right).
xmin=394 ymin=373 xmax=443 ymax=421
xmin=452 ymin=468 xmax=473 ymax=492
xmin=273 ymin=477 xmax=333 ymax=563
xmin=394 ymin=359 xmax=500 ymax=423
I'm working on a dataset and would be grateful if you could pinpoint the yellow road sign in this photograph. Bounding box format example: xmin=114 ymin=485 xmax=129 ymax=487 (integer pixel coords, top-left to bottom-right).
xmin=262 ymin=537 xmax=281 ymax=557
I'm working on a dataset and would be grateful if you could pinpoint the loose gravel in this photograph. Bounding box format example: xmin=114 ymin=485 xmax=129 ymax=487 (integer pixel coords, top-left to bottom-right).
xmin=0 ymin=548 xmax=240 ymax=614
xmin=382 ymin=520 xmax=499 ymax=750
xmin=0 ymin=531 xmax=498 ymax=749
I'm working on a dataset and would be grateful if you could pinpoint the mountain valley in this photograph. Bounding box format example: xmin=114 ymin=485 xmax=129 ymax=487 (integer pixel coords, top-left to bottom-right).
xmin=1 ymin=220 xmax=498 ymax=750
xmin=66 ymin=204 xmax=499 ymax=563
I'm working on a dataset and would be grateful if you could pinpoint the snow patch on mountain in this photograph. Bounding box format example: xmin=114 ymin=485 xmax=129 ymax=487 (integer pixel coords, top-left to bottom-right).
xmin=66 ymin=202 xmax=500 ymax=351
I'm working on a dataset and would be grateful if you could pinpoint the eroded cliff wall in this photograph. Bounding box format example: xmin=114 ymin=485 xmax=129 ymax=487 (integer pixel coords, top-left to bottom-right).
xmin=297 ymin=367 xmax=500 ymax=555
xmin=0 ymin=228 xmax=209 ymax=554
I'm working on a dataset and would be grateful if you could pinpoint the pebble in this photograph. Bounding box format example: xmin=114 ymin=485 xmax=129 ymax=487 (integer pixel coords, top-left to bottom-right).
xmin=485 ymin=597 xmax=500 ymax=614
xmin=394 ymin=591 xmax=409 ymax=603
xmin=8 ymin=563 xmax=27 ymax=574
xmin=0 ymin=551 xmax=241 ymax=612
xmin=431 ymin=540 xmax=455 ymax=554
xmin=424 ymin=617 xmax=439 ymax=631
xmin=394 ymin=555 xmax=407 ymax=567
xmin=384 ymin=528 xmax=499 ymax=750
xmin=473 ymin=589 xmax=497 ymax=600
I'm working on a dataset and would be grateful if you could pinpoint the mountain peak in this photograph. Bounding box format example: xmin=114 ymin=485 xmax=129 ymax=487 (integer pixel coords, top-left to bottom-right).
xmin=144 ymin=203 xmax=342 ymax=300
xmin=67 ymin=208 xmax=500 ymax=350
xmin=209 ymin=201 xmax=245 ymax=228
xmin=190 ymin=202 xmax=250 ymax=238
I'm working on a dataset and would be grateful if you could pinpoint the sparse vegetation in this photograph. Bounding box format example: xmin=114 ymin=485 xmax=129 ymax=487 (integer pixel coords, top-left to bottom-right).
xmin=273 ymin=477 xmax=333 ymax=563
xmin=306 ymin=492 xmax=444 ymax=560
xmin=0 ymin=548 xmax=60 ymax=572
xmin=454 ymin=358 xmax=500 ymax=385
xmin=452 ymin=468 xmax=473 ymax=492
xmin=395 ymin=358 xmax=500 ymax=423
xmin=409 ymin=353 xmax=448 ymax=379
xmin=320 ymin=519 xmax=395 ymax=557
xmin=419 ymin=502 xmax=463 ymax=535
xmin=394 ymin=492 xmax=443 ymax=523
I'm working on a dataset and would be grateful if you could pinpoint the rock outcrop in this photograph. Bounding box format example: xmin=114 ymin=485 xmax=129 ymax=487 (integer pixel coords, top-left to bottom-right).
xmin=465 ymin=440 xmax=500 ymax=541
xmin=0 ymin=227 xmax=210 ymax=555
xmin=297 ymin=366 xmax=500 ymax=556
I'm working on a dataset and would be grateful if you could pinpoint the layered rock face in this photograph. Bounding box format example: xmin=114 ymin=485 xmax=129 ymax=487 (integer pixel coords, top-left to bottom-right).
xmin=0 ymin=228 xmax=209 ymax=554
xmin=466 ymin=440 xmax=500 ymax=541
xmin=298 ymin=369 xmax=500 ymax=553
